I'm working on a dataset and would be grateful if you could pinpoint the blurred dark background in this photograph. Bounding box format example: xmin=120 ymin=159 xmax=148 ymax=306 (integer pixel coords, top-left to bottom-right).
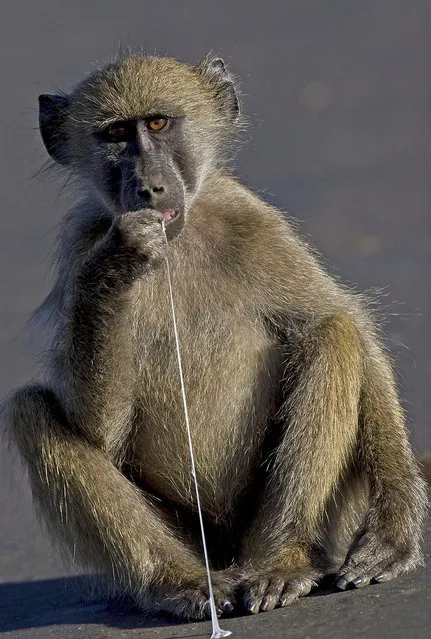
xmin=0 ymin=0 xmax=429 ymax=588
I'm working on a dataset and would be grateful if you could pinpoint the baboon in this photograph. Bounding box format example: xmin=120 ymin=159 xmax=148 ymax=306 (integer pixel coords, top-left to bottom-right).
xmin=3 ymin=54 xmax=427 ymax=620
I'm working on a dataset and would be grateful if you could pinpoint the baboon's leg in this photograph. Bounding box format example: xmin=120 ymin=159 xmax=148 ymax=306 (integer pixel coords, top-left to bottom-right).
xmin=335 ymin=346 xmax=427 ymax=590
xmin=6 ymin=385 xmax=235 ymax=620
xmin=239 ymin=314 xmax=363 ymax=612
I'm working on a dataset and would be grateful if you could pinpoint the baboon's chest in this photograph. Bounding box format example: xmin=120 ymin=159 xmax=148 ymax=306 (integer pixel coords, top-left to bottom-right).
xmin=131 ymin=280 xmax=283 ymax=515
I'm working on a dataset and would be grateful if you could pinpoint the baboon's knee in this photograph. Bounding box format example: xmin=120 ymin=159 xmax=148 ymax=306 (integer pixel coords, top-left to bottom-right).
xmin=319 ymin=313 xmax=361 ymax=344
xmin=317 ymin=313 xmax=363 ymax=368
xmin=302 ymin=313 xmax=363 ymax=372
xmin=3 ymin=384 xmax=61 ymax=458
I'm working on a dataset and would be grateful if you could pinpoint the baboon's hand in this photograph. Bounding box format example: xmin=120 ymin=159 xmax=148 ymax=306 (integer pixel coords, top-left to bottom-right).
xmin=114 ymin=209 xmax=167 ymax=266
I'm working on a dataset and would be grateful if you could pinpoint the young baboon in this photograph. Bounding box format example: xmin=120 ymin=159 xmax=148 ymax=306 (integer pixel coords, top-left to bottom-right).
xmin=4 ymin=54 xmax=427 ymax=620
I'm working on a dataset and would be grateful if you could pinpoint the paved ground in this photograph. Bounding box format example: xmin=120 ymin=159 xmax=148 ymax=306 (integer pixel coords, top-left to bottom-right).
xmin=0 ymin=1 xmax=430 ymax=637
xmin=1 ymin=524 xmax=430 ymax=638
xmin=1 ymin=534 xmax=430 ymax=638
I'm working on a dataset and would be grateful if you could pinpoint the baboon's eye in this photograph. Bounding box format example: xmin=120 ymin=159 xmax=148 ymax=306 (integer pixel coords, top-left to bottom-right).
xmin=99 ymin=121 xmax=135 ymax=143
xmin=147 ymin=117 xmax=168 ymax=132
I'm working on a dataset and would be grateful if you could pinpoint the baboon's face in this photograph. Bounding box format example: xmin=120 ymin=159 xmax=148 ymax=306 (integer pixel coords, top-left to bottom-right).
xmin=38 ymin=55 xmax=239 ymax=236
xmin=84 ymin=112 xmax=195 ymax=236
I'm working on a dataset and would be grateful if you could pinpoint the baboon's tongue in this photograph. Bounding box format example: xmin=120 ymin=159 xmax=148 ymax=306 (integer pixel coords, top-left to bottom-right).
xmin=163 ymin=210 xmax=175 ymax=222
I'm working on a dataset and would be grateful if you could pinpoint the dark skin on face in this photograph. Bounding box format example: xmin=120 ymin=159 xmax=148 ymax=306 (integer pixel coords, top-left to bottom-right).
xmin=4 ymin=54 xmax=427 ymax=622
xmin=95 ymin=116 xmax=186 ymax=236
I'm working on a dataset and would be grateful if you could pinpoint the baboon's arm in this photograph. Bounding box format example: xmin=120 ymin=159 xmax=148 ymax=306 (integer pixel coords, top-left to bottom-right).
xmin=241 ymin=314 xmax=363 ymax=564
xmin=58 ymin=230 xmax=138 ymax=453
xmin=45 ymin=213 xmax=163 ymax=459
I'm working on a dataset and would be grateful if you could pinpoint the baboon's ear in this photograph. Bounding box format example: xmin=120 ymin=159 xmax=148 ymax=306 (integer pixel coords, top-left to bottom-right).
xmin=38 ymin=94 xmax=70 ymax=166
xmin=196 ymin=56 xmax=240 ymax=121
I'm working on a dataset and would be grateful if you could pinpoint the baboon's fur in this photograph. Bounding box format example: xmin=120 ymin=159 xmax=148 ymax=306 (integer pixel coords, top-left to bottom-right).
xmin=3 ymin=54 xmax=427 ymax=619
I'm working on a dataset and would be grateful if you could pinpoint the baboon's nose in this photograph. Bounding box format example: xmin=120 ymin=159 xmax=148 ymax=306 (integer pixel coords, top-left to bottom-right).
xmin=135 ymin=184 xmax=165 ymax=200
xmin=134 ymin=184 xmax=166 ymax=208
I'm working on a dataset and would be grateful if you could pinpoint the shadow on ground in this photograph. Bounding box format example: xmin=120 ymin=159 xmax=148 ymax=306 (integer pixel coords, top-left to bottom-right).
xmin=1 ymin=575 xmax=339 ymax=633
xmin=0 ymin=575 xmax=171 ymax=633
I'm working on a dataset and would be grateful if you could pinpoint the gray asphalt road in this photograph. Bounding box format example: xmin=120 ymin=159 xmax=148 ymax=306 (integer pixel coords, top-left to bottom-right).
xmin=1 ymin=527 xmax=430 ymax=638
xmin=0 ymin=1 xmax=430 ymax=637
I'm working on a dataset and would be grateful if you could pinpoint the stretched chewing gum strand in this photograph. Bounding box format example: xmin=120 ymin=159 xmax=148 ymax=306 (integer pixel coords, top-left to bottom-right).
xmin=161 ymin=220 xmax=232 ymax=639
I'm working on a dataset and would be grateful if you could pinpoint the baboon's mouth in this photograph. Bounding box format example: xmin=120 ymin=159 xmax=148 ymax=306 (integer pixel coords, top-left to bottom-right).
xmin=162 ymin=210 xmax=179 ymax=223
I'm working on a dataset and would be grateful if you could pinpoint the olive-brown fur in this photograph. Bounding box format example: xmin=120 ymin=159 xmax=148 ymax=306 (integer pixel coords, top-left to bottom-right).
xmin=3 ymin=53 xmax=427 ymax=620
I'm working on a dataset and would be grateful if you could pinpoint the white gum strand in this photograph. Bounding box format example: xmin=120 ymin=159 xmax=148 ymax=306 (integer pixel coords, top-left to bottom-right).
xmin=161 ymin=221 xmax=232 ymax=638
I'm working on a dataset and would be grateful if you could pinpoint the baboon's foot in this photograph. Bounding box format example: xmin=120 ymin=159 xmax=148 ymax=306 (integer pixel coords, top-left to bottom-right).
xmin=238 ymin=569 xmax=319 ymax=614
xmin=336 ymin=530 xmax=422 ymax=590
